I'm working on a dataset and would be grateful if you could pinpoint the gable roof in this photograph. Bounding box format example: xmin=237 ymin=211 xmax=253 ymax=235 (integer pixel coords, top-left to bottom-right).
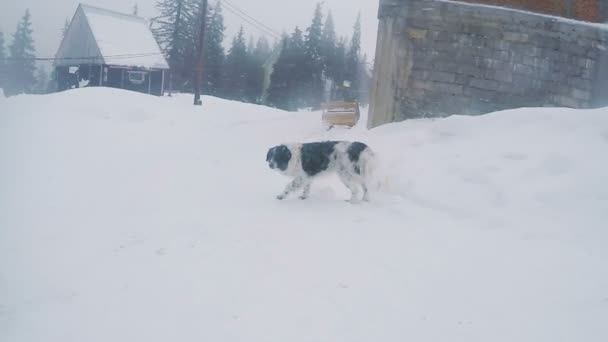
xmin=55 ymin=4 xmax=169 ymax=69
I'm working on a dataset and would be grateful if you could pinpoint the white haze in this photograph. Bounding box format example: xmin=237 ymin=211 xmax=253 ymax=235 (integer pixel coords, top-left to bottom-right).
xmin=0 ymin=0 xmax=379 ymax=62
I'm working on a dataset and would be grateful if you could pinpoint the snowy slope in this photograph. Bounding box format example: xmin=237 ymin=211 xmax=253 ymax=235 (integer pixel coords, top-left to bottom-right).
xmin=1 ymin=88 xmax=607 ymax=342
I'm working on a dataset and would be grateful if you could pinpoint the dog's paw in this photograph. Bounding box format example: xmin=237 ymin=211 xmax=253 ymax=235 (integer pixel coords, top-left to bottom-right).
xmin=276 ymin=194 xmax=286 ymax=200
xmin=299 ymin=195 xmax=308 ymax=200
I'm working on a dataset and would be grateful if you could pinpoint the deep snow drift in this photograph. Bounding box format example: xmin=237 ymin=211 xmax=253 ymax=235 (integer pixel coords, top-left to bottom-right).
xmin=1 ymin=88 xmax=607 ymax=342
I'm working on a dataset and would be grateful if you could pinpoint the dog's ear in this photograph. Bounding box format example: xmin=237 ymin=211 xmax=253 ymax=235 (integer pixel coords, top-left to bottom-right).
xmin=266 ymin=147 xmax=275 ymax=162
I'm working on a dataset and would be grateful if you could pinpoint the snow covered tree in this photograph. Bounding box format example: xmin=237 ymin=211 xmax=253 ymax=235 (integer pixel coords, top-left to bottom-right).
xmin=222 ymin=27 xmax=248 ymax=100
xmin=7 ymin=9 xmax=37 ymax=96
xmin=203 ymin=0 xmax=225 ymax=95
xmin=303 ymin=2 xmax=325 ymax=109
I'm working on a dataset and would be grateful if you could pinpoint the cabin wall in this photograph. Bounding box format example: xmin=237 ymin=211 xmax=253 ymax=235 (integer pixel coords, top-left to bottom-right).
xmin=54 ymin=64 xmax=165 ymax=96
xmin=55 ymin=7 xmax=103 ymax=66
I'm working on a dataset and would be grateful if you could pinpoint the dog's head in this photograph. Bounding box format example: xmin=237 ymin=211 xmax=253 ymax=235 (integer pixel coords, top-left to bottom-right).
xmin=266 ymin=145 xmax=292 ymax=172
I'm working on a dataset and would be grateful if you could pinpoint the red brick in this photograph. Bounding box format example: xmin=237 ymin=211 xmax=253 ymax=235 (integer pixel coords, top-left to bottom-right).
xmin=451 ymin=0 xmax=602 ymax=22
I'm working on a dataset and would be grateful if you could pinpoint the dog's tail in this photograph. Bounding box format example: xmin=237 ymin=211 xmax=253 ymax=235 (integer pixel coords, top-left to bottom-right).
xmin=358 ymin=146 xmax=377 ymax=188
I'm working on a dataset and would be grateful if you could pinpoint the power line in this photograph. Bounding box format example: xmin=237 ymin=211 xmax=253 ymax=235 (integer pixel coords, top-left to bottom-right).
xmin=222 ymin=4 xmax=280 ymax=39
xmin=221 ymin=1 xmax=282 ymax=40
xmin=0 ymin=52 xmax=164 ymax=62
xmin=223 ymin=0 xmax=282 ymax=37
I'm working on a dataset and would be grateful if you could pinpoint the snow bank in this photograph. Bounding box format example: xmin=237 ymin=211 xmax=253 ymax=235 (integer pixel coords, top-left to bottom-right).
xmin=1 ymin=88 xmax=607 ymax=342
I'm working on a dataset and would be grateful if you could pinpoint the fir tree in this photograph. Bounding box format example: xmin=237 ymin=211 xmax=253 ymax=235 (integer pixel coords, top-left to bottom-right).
xmin=203 ymin=0 xmax=225 ymax=95
xmin=33 ymin=65 xmax=48 ymax=94
xmin=243 ymin=36 xmax=271 ymax=103
xmin=345 ymin=13 xmax=361 ymax=101
xmin=321 ymin=11 xmax=337 ymax=80
xmin=267 ymin=27 xmax=307 ymax=110
xmin=266 ymin=38 xmax=290 ymax=110
xmin=303 ymin=2 xmax=324 ymax=108
xmin=152 ymin=0 xmax=198 ymax=91
xmin=247 ymin=36 xmax=255 ymax=54
xmin=331 ymin=36 xmax=348 ymax=100
xmin=7 ymin=9 xmax=37 ymax=96
xmin=357 ymin=54 xmax=371 ymax=105
xmin=0 ymin=31 xmax=6 ymax=91
xmin=222 ymin=27 xmax=248 ymax=101
xmin=253 ymin=36 xmax=271 ymax=62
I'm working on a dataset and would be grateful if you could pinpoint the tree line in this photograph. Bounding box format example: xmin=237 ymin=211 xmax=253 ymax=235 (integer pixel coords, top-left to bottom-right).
xmin=0 ymin=1 xmax=370 ymax=111
xmin=152 ymin=0 xmax=370 ymax=110
xmin=0 ymin=10 xmax=48 ymax=97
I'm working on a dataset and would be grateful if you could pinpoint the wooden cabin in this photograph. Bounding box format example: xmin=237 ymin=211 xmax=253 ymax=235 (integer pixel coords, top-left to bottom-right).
xmin=53 ymin=4 xmax=169 ymax=96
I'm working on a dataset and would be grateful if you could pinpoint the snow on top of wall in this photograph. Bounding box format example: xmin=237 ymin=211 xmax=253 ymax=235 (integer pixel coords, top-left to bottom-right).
xmin=81 ymin=4 xmax=169 ymax=69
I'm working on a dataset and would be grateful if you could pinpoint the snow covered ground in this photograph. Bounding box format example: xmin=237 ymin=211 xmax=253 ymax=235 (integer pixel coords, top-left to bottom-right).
xmin=1 ymin=88 xmax=607 ymax=341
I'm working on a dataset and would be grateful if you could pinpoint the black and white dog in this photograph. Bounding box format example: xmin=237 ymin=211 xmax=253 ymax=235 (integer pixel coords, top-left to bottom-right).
xmin=266 ymin=141 xmax=374 ymax=203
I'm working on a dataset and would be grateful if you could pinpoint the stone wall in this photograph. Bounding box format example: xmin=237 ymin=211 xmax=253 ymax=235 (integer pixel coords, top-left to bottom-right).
xmin=368 ymin=0 xmax=608 ymax=128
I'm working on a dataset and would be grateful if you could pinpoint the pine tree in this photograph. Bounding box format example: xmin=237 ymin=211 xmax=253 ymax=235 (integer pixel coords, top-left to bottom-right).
xmin=62 ymin=18 xmax=70 ymax=38
xmin=345 ymin=13 xmax=361 ymax=101
xmin=267 ymin=27 xmax=307 ymax=110
xmin=303 ymin=2 xmax=324 ymax=108
xmin=0 ymin=31 xmax=6 ymax=91
xmin=33 ymin=65 xmax=48 ymax=94
xmin=321 ymin=11 xmax=337 ymax=80
xmin=331 ymin=36 xmax=348 ymax=100
xmin=243 ymin=36 xmax=271 ymax=103
xmin=152 ymin=0 xmax=198 ymax=91
xmin=7 ymin=9 xmax=37 ymax=96
xmin=357 ymin=54 xmax=371 ymax=105
xmin=253 ymin=36 xmax=271 ymax=62
xmin=203 ymin=0 xmax=225 ymax=96
xmin=266 ymin=38 xmax=290 ymax=110
xmin=222 ymin=27 xmax=248 ymax=101
xmin=247 ymin=36 xmax=255 ymax=54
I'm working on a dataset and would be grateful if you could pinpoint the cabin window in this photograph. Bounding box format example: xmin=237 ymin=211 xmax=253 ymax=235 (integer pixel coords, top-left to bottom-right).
xmin=128 ymin=71 xmax=147 ymax=85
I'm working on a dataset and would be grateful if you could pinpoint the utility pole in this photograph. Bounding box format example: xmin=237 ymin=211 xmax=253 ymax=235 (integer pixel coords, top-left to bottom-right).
xmin=193 ymin=0 xmax=209 ymax=106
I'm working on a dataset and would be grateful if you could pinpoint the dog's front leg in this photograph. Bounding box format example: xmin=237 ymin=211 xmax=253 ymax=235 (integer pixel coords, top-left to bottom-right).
xmin=277 ymin=177 xmax=304 ymax=200
xmin=299 ymin=181 xmax=312 ymax=200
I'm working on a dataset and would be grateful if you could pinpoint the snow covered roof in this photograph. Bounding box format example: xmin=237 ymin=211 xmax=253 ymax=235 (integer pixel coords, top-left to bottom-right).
xmin=55 ymin=4 xmax=169 ymax=69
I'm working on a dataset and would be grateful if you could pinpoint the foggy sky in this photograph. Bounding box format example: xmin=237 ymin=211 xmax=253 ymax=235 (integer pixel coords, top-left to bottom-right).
xmin=0 ymin=0 xmax=379 ymax=63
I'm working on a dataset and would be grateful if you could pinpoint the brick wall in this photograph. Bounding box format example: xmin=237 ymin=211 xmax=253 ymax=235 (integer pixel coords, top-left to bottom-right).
xmin=368 ymin=0 xmax=608 ymax=127
xmin=454 ymin=0 xmax=602 ymax=22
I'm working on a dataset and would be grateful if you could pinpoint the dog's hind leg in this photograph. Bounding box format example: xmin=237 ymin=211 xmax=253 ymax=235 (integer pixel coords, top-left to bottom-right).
xmin=362 ymin=182 xmax=370 ymax=202
xmin=338 ymin=170 xmax=361 ymax=203
xmin=277 ymin=177 xmax=304 ymax=200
